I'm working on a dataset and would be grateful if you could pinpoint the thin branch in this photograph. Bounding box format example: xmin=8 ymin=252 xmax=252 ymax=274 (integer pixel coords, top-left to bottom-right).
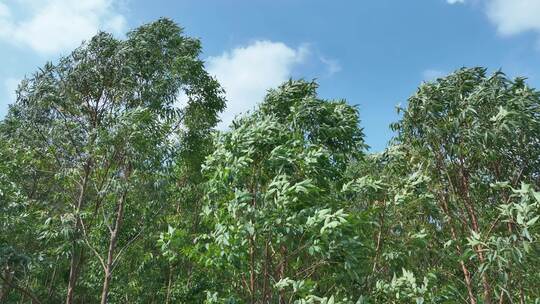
xmin=79 ymin=215 xmax=107 ymax=271
xmin=112 ymin=228 xmax=144 ymax=272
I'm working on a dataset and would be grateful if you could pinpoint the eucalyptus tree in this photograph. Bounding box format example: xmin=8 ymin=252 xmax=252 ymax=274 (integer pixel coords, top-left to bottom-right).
xmin=189 ymin=80 xmax=369 ymax=302
xmin=2 ymin=18 xmax=224 ymax=303
xmin=0 ymin=128 xmax=43 ymax=303
xmin=387 ymin=68 xmax=540 ymax=303
xmin=2 ymin=24 xmax=540 ymax=304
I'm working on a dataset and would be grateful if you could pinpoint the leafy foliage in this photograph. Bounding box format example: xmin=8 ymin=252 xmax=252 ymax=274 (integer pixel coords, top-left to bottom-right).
xmin=0 ymin=18 xmax=224 ymax=303
xmin=196 ymin=80 xmax=367 ymax=302
xmin=0 ymin=19 xmax=539 ymax=304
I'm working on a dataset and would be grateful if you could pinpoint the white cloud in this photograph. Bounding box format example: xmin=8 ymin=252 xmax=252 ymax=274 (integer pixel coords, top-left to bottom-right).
xmin=447 ymin=0 xmax=465 ymax=4
xmin=320 ymin=56 xmax=342 ymax=76
xmin=486 ymin=0 xmax=540 ymax=36
xmin=0 ymin=2 xmax=9 ymax=17
xmin=104 ymin=14 xmax=127 ymax=34
xmin=207 ymin=40 xmax=308 ymax=129
xmin=422 ymin=69 xmax=446 ymax=81
xmin=0 ymin=0 xmax=126 ymax=54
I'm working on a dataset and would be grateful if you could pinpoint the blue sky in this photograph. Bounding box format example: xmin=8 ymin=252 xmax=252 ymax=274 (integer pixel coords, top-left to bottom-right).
xmin=1 ymin=0 xmax=540 ymax=151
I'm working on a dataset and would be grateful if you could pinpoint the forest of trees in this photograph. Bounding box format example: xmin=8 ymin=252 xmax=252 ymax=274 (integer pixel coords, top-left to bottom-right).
xmin=1 ymin=18 xmax=539 ymax=304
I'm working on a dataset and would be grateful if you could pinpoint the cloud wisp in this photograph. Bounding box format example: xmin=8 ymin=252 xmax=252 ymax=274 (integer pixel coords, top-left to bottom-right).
xmin=320 ymin=56 xmax=342 ymax=76
xmin=207 ymin=40 xmax=308 ymax=129
xmin=485 ymin=0 xmax=540 ymax=37
xmin=0 ymin=0 xmax=126 ymax=54
xmin=447 ymin=0 xmax=465 ymax=4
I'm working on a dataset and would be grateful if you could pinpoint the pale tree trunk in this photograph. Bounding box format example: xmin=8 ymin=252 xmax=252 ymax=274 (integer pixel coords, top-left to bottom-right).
xmin=262 ymin=239 xmax=271 ymax=303
xmin=47 ymin=260 xmax=58 ymax=298
xmin=435 ymin=155 xmax=479 ymax=304
xmin=66 ymin=163 xmax=91 ymax=304
xmin=249 ymin=236 xmax=255 ymax=303
xmin=165 ymin=265 xmax=173 ymax=304
xmin=100 ymin=190 xmax=126 ymax=304
xmin=440 ymin=195 xmax=476 ymax=304
xmin=459 ymin=165 xmax=492 ymax=304
xmin=66 ymin=249 xmax=84 ymax=304
xmin=278 ymin=245 xmax=287 ymax=304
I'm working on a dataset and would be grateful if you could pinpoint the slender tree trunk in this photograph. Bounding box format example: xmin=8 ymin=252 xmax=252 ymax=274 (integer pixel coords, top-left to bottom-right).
xmin=100 ymin=270 xmax=112 ymax=304
xmin=372 ymin=204 xmax=386 ymax=274
xmin=165 ymin=265 xmax=173 ymax=304
xmin=100 ymin=190 xmax=126 ymax=304
xmin=66 ymin=249 xmax=84 ymax=304
xmin=435 ymin=155 xmax=479 ymax=304
xmin=248 ymin=175 xmax=258 ymax=304
xmin=519 ymin=284 xmax=525 ymax=304
xmin=66 ymin=163 xmax=91 ymax=304
xmin=262 ymin=239 xmax=270 ymax=303
xmin=459 ymin=168 xmax=492 ymax=304
xmin=278 ymin=245 xmax=287 ymax=304
xmin=47 ymin=259 xmax=59 ymax=298
xmin=440 ymin=193 xmax=476 ymax=304
xmin=249 ymin=236 xmax=255 ymax=303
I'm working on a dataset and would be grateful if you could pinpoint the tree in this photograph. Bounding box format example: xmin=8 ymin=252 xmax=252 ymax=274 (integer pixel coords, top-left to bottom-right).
xmin=0 ymin=127 xmax=44 ymax=304
xmin=383 ymin=68 xmax=540 ymax=303
xmin=1 ymin=18 xmax=224 ymax=303
xmin=2 ymin=20 xmax=540 ymax=303
xmin=194 ymin=80 xmax=368 ymax=303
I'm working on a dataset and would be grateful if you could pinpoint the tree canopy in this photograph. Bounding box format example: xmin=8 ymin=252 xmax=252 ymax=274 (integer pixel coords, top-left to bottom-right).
xmin=1 ymin=20 xmax=539 ymax=304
